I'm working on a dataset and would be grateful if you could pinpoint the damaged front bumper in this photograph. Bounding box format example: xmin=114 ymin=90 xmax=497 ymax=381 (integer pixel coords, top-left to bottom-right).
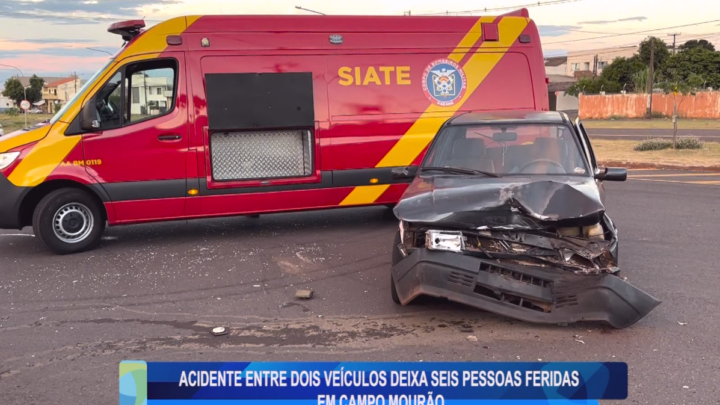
xmin=391 ymin=248 xmax=661 ymax=329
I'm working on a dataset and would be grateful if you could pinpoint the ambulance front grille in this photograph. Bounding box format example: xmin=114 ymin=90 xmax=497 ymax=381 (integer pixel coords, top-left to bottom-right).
xmin=211 ymin=130 xmax=313 ymax=181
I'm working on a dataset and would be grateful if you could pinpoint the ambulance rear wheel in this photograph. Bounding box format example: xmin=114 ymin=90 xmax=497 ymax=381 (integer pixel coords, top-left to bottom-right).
xmin=32 ymin=188 xmax=104 ymax=255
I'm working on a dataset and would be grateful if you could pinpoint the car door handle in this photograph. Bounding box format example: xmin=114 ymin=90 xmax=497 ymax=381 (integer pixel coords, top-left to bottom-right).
xmin=158 ymin=134 xmax=182 ymax=141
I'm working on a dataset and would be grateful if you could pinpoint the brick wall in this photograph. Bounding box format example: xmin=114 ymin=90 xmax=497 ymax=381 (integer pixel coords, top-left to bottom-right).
xmin=579 ymin=92 xmax=720 ymax=119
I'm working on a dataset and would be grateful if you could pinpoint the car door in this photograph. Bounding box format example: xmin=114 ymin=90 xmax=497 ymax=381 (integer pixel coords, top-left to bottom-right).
xmin=82 ymin=53 xmax=189 ymax=223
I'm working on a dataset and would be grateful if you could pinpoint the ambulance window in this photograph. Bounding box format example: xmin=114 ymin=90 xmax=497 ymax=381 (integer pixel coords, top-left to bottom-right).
xmin=124 ymin=60 xmax=177 ymax=125
xmin=94 ymin=71 xmax=123 ymax=130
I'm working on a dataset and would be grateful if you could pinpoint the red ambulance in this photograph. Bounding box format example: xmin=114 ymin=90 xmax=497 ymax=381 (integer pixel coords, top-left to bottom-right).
xmin=0 ymin=10 xmax=549 ymax=254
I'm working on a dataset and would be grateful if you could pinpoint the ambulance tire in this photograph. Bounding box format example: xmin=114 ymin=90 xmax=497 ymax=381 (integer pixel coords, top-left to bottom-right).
xmin=391 ymin=231 xmax=402 ymax=304
xmin=33 ymin=188 xmax=105 ymax=255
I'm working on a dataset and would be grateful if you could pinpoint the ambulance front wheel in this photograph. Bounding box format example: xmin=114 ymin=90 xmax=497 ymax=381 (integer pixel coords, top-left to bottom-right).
xmin=32 ymin=188 xmax=105 ymax=255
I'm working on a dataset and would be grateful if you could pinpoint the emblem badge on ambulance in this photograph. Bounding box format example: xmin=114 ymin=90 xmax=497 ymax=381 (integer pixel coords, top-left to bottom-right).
xmin=422 ymin=58 xmax=467 ymax=107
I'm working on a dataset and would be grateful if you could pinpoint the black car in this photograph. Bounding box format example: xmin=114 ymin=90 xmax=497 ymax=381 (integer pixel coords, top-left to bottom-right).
xmin=390 ymin=111 xmax=660 ymax=329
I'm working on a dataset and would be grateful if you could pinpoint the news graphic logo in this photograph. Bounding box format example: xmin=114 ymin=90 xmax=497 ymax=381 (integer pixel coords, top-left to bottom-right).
xmin=120 ymin=361 xmax=147 ymax=405
xmin=422 ymin=59 xmax=468 ymax=107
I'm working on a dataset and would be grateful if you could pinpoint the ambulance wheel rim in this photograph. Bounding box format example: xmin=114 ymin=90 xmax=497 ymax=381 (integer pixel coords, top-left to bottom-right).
xmin=53 ymin=203 xmax=94 ymax=244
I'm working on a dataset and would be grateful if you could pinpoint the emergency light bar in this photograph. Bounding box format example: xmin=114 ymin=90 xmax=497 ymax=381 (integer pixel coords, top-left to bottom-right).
xmin=108 ymin=20 xmax=146 ymax=41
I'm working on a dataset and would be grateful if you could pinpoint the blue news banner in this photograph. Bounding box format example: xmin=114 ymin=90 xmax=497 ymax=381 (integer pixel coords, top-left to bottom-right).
xmin=120 ymin=361 xmax=628 ymax=405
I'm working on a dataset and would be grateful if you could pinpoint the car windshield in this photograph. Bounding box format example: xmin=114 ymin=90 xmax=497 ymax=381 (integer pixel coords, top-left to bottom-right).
xmin=50 ymin=58 xmax=115 ymax=124
xmin=423 ymin=123 xmax=590 ymax=176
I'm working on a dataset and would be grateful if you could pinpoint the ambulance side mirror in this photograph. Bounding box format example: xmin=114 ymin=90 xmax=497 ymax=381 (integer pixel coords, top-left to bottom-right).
xmin=391 ymin=166 xmax=418 ymax=180
xmin=80 ymin=96 xmax=100 ymax=132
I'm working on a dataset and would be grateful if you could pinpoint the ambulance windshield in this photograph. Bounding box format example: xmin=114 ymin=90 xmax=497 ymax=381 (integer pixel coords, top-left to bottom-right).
xmin=50 ymin=58 xmax=115 ymax=124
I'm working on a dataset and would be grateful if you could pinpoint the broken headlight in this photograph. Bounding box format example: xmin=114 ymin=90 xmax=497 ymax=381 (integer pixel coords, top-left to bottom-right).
xmin=425 ymin=230 xmax=465 ymax=253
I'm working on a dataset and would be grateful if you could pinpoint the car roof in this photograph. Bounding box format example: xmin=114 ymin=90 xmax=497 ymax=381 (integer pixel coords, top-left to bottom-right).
xmin=448 ymin=111 xmax=569 ymax=126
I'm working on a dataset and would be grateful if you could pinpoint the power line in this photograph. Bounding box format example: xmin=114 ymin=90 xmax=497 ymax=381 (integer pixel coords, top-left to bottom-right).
xmin=668 ymin=33 xmax=681 ymax=54
xmin=544 ymin=19 xmax=720 ymax=45
xmin=543 ymin=31 xmax=720 ymax=59
xmin=414 ymin=0 xmax=585 ymax=16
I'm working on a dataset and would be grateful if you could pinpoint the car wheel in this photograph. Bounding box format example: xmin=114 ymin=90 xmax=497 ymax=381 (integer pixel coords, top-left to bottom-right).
xmin=391 ymin=230 xmax=402 ymax=304
xmin=32 ymin=188 xmax=104 ymax=255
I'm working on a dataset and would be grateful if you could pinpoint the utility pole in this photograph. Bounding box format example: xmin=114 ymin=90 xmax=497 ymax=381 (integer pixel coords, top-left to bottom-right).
xmin=668 ymin=33 xmax=681 ymax=55
xmin=646 ymin=40 xmax=655 ymax=118
xmin=592 ymin=54 xmax=598 ymax=77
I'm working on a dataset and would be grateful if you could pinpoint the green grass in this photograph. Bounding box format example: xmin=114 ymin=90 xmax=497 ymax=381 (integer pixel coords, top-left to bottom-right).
xmin=593 ymin=139 xmax=720 ymax=168
xmin=583 ymin=118 xmax=720 ymax=130
xmin=0 ymin=113 xmax=54 ymax=134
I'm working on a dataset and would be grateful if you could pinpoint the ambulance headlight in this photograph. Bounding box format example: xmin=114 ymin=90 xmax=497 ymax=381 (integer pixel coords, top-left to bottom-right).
xmin=0 ymin=152 xmax=20 ymax=170
xmin=425 ymin=230 xmax=465 ymax=253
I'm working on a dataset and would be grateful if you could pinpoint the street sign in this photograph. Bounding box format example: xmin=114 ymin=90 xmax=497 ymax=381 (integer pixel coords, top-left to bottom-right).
xmin=20 ymin=100 xmax=30 ymax=110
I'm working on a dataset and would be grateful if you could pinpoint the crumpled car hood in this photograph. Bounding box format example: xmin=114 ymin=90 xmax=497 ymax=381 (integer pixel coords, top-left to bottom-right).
xmin=0 ymin=122 xmax=51 ymax=152
xmin=394 ymin=175 xmax=605 ymax=228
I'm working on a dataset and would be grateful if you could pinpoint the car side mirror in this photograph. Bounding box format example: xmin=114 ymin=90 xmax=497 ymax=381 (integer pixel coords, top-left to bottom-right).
xmin=391 ymin=166 xmax=418 ymax=180
xmin=80 ymin=97 xmax=100 ymax=132
xmin=595 ymin=167 xmax=627 ymax=182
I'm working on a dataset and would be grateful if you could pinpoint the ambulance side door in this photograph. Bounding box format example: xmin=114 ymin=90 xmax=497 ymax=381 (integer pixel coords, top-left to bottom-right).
xmin=82 ymin=53 xmax=190 ymax=222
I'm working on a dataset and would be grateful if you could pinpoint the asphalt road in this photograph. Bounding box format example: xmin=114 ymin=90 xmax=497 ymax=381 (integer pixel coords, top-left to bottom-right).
xmin=586 ymin=127 xmax=720 ymax=141
xmin=1 ymin=171 xmax=719 ymax=405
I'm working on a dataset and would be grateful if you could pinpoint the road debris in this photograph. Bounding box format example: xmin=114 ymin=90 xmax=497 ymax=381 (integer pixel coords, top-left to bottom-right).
xmin=678 ymin=321 xmax=688 ymax=326
xmin=574 ymin=339 xmax=585 ymax=344
xmin=295 ymin=289 xmax=314 ymax=299
xmin=210 ymin=327 xmax=228 ymax=336
xmin=466 ymin=335 xmax=478 ymax=342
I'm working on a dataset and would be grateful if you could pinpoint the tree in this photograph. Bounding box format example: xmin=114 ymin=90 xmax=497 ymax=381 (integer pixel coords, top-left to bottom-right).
xmin=600 ymin=55 xmax=646 ymax=92
xmin=54 ymin=103 xmax=63 ymax=114
xmin=657 ymin=70 xmax=704 ymax=149
xmin=658 ymin=47 xmax=720 ymax=89
xmin=27 ymin=75 xmax=44 ymax=104
xmin=631 ymin=67 xmax=656 ymax=94
xmin=2 ymin=75 xmax=45 ymax=106
xmin=2 ymin=78 xmax=25 ymax=106
xmin=565 ymin=77 xmax=621 ymax=97
xmin=639 ymin=36 xmax=671 ymax=71
xmin=679 ymin=39 xmax=715 ymax=52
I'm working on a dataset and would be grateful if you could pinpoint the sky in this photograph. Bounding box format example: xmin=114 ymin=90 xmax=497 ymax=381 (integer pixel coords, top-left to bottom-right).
xmin=1 ymin=0 xmax=719 ymax=87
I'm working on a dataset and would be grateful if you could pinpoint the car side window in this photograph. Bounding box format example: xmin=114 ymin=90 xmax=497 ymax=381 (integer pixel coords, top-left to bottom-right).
xmin=91 ymin=59 xmax=177 ymax=131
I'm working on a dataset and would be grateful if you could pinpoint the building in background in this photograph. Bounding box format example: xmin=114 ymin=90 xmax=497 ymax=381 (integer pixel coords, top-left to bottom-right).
xmin=0 ymin=96 xmax=13 ymax=111
xmin=12 ymin=75 xmax=84 ymax=113
xmin=130 ymin=73 xmax=174 ymax=116
xmin=544 ymin=56 xmax=569 ymax=75
xmin=42 ymin=77 xmax=84 ymax=113
xmin=566 ymin=45 xmax=638 ymax=77
xmin=544 ymin=56 xmax=579 ymax=113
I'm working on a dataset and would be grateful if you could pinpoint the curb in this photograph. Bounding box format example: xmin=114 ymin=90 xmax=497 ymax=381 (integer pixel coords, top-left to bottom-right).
xmin=598 ymin=160 xmax=720 ymax=172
